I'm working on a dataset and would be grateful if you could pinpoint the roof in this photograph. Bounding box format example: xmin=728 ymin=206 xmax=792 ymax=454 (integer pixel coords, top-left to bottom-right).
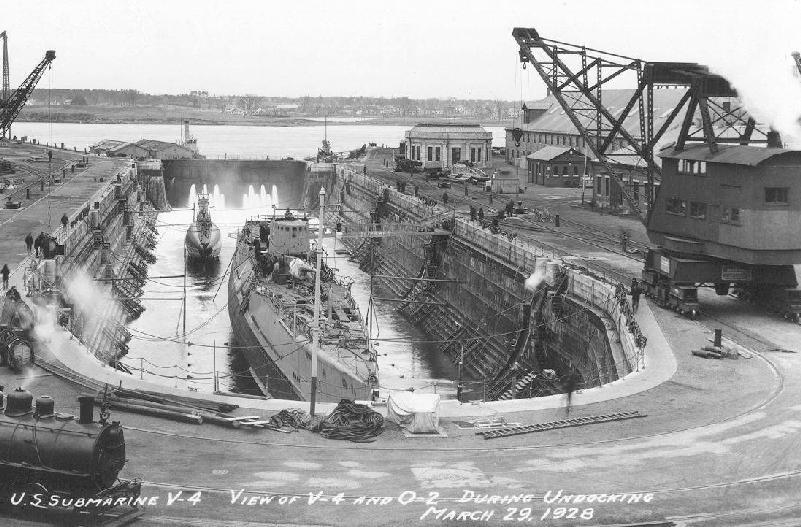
xmin=526 ymin=146 xmax=576 ymax=161
xmin=658 ymin=144 xmax=800 ymax=166
xmin=91 ymin=139 xmax=125 ymax=151
xmin=523 ymin=100 xmax=551 ymax=110
xmin=406 ymin=122 xmax=492 ymax=140
xmin=512 ymin=89 xmax=688 ymax=138
xmin=108 ymin=142 xmax=148 ymax=154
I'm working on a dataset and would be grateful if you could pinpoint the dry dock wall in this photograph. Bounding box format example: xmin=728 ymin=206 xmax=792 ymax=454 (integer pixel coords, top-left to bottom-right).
xmin=47 ymin=164 xmax=158 ymax=364
xmin=332 ymin=167 xmax=645 ymax=398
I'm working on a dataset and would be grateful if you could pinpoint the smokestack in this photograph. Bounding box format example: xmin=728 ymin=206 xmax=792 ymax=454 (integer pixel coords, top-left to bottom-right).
xmin=767 ymin=129 xmax=783 ymax=148
xmin=35 ymin=395 xmax=54 ymax=417
xmin=78 ymin=394 xmax=94 ymax=424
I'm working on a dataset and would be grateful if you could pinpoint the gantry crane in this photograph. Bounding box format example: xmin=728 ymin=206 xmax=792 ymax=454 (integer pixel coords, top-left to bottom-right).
xmin=512 ymin=28 xmax=768 ymax=219
xmin=0 ymin=49 xmax=55 ymax=139
xmin=1 ymin=32 xmax=9 ymax=107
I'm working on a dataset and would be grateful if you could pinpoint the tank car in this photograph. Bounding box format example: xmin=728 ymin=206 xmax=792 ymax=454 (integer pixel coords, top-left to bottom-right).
xmin=0 ymin=388 xmax=140 ymax=509
xmin=644 ymin=143 xmax=801 ymax=320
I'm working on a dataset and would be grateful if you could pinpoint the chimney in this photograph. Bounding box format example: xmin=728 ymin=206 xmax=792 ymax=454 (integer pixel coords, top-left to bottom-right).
xmin=767 ymin=129 xmax=783 ymax=148
xmin=78 ymin=394 xmax=94 ymax=424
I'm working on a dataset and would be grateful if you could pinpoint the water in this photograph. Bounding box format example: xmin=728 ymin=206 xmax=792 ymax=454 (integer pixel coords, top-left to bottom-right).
xmin=11 ymin=122 xmax=508 ymax=160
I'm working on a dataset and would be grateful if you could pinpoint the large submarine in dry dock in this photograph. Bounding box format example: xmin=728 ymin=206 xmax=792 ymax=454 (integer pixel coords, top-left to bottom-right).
xmin=185 ymin=194 xmax=221 ymax=260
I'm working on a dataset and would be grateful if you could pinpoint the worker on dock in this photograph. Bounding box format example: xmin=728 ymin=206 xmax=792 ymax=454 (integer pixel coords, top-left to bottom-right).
xmin=24 ymin=233 xmax=33 ymax=254
xmin=631 ymin=278 xmax=641 ymax=311
xmin=1 ymin=264 xmax=9 ymax=290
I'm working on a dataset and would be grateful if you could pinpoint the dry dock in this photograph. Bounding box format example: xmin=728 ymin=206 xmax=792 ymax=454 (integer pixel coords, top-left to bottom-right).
xmin=2 ymin=142 xmax=801 ymax=525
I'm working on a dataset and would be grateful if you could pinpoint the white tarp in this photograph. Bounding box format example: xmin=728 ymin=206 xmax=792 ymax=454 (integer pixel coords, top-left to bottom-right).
xmin=386 ymin=392 xmax=440 ymax=434
xmin=288 ymin=257 xmax=314 ymax=281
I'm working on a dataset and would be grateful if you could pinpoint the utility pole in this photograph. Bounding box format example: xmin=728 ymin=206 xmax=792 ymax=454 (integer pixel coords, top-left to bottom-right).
xmin=457 ymin=342 xmax=464 ymax=402
xmin=310 ymin=186 xmax=325 ymax=416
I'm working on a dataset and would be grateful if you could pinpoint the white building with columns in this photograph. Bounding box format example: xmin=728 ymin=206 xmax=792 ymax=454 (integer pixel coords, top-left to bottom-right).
xmin=404 ymin=123 xmax=493 ymax=169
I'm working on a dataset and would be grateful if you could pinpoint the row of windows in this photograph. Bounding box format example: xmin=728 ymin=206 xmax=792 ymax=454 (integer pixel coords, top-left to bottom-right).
xmin=513 ymin=132 xmax=626 ymax=154
xmin=666 ymin=188 xmax=789 ymax=219
xmin=426 ymin=146 xmax=441 ymax=162
xmin=413 ymin=144 xmax=486 ymax=163
xmin=678 ymin=160 xmax=707 ymax=175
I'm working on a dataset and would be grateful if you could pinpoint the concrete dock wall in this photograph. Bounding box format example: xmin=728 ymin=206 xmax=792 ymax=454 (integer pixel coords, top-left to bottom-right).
xmin=332 ymin=166 xmax=646 ymax=397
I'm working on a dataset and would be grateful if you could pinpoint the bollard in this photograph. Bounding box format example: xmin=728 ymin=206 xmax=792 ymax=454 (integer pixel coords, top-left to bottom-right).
xmin=714 ymin=329 xmax=722 ymax=347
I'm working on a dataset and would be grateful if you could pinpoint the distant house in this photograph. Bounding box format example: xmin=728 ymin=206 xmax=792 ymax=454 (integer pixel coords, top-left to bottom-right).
xmin=108 ymin=142 xmax=150 ymax=159
xmin=107 ymin=139 xmax=199 ymax=160
xmin=90 ymin=139 xmax=127 ymax=156
xmin=404 ymin=122 xmax=493 ymax=169
xmin=135 ymin=139 xmax=197 ymax=160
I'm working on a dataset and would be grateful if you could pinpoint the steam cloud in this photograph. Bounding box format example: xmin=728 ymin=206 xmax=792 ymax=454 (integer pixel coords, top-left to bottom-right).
xmin=525 ymin=260 xmax=547 ymax=291
xmin=700 ymin=12 xmax=801 ymax=146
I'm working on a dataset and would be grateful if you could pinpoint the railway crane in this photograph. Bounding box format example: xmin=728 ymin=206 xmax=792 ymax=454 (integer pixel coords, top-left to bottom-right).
xmin=0 ymin=49 xmax=55 ymax=139
xmin=513 ymin=28 xmax=801 ymax=321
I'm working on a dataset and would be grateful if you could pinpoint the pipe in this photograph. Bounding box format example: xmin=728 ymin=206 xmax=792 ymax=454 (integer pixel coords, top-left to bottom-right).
xmin=96 ymin=399 xmax=203 ymax=425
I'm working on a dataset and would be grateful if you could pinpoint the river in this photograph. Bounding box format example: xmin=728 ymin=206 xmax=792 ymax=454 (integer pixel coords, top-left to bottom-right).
xmin=10 ymin=122 xmax=507 ymax=159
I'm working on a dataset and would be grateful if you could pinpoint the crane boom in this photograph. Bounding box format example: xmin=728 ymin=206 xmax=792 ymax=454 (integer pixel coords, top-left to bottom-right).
xmin=512 ymin=28 xmax=765 ymax=220
xmin=0 ymin=49 xmax=55 ymax=139
xmin=1 ymin=31 xmax=8 ymax=105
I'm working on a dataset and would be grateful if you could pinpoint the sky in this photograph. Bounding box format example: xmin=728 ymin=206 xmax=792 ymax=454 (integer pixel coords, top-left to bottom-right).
xmin=5 ymin=1 xmax=801 ymax=108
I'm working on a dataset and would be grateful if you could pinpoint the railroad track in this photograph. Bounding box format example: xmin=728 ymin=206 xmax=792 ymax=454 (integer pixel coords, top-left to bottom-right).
xmin=477 ymin=410 xmax=646 ymax=439
xmin=505 ymin=214 xmax=647 ymax=263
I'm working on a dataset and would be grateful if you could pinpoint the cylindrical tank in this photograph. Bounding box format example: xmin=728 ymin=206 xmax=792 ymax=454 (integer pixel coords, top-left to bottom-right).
xmin=0 ymin=414 xmax=127 ymax=492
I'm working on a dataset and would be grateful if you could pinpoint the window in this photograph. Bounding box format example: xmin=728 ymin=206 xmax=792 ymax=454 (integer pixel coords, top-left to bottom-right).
xmin=666 ymin=197 xmax=687 ymax=215
xmin=435 ymin=146 xmax=441 ymax=162
xmin=477 ymin=148 xmax=482 ymax=162
xmin=470 ymin=148 xmax=476 ymax=163
xmin=765 ymin=187 xmax=789 ymax=203
xmin=573 ymin=165 xmax=578 ymax=176
xmin=427 ymin=146 xmax=433 ymax=161
xmin=604 ymin=177 xmax=610 ymax=196
xmin=596 ymin=176 xmax=602 ymax=193
xmin=633 ymin=183 xmax=639 ymax=201
xmin=690 ymin=201 xmax=707 ymax=219
xmin=721 ymin=207 xmax=741 ymax=224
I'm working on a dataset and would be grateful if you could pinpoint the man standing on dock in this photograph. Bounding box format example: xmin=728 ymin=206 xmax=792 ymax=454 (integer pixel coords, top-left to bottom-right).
xmin=1 ymin=264 xmax=9 ymax=290
xmin=631 ymin=278 xmax=641 ymax=312
xmin=24 ymin=233 xmax=33 ymax=254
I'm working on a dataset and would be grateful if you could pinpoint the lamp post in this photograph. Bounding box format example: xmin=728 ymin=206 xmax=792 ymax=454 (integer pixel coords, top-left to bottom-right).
xmin=310 ymin=186 xmax=325 ymax=416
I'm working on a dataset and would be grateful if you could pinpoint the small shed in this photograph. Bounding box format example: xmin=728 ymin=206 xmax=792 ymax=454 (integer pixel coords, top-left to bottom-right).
xmin=526 ymin=146 xmax=586 ymax=187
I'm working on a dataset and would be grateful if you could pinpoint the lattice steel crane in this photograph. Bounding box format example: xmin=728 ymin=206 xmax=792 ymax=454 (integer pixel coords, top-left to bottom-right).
xmin=0 ymin=49 xmax=55 ymax=139
xmin=512 ymin=28 xmax=766 ymax=219
xmin=1 ymin=32 xmax=8 ymax=106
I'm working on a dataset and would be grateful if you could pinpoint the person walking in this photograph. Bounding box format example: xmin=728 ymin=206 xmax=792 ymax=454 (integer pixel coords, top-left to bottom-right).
xmin=24 ymin=233 xmax=33 ymax=254
xmin=631 ymin=278 xmax=641 ymax=311
xmin=1 ymin=264 xmax=9 ymax=291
